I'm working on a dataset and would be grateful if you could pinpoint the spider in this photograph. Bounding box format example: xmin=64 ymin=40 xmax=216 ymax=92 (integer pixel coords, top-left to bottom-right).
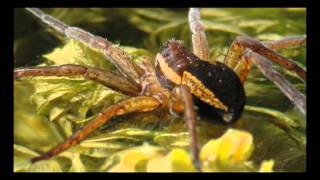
xmin=14 ymin=8 xmax=306 ymax=171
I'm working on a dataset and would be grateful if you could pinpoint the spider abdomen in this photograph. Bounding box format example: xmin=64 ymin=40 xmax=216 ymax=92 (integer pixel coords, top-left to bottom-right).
xmin=182 ymin=61 xmax=246 ymax=123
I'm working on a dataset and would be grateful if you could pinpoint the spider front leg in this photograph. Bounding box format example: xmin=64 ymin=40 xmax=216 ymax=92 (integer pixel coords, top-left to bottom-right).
xmin=31 ymin=96 xmax=160 ymax=163
xmin=170 ymin=85 xmax=200 ymax=171
xmin=188 ymin=8 xmax=209 ymax=60
xmin=14 ymin=64 xmax=140 ymax=96
xmin=225 ymin=36 xmax=306 ymax=82
xmin=26 ymin=8 xmax=144 ymax=87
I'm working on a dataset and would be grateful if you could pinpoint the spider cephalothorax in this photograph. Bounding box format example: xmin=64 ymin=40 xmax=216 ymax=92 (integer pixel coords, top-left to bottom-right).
xmin=155 ymin=40 xmax=246 ymax=123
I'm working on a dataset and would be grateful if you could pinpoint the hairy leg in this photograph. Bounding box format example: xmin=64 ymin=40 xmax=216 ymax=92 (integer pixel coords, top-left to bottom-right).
xmin=136 ymin=57 xmax=171 ymax=105
xmin=228 ymin=35 xmax=306 ymax=114
xmin=225 ymin=35 xmax=306 ymax=114
xmin=264 ymin=35 xmax=306 ymax=50
xmin=234 ymin=35 xmax=306 ymax=82
xmin=225 ymin=36 xmax=306 ymax=81
xmin=14 ymin=64 xmax=140 ymax=96
xmin=31 ymin=96 xmax=160 ymax=163
xmin=25 ymin=8 xmax=144 ymax=87
xmin=170 ymin=85 xmax=200 ymax=171
xmin=244 ymin=53 xmax=306 ymax=115
xmin=188 ymin=8 xmax=210 ymax=61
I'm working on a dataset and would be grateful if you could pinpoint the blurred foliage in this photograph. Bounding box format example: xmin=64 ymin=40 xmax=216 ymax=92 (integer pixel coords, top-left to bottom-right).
xmin=14 ymin=129 xmax=274 ymax=172
xmin=14 ymin=8 xmax=306 ymax=172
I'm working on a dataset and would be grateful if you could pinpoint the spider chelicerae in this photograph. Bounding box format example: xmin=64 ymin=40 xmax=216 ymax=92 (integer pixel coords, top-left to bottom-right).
xmin=14 ymin=8 xmax=306 ymax=171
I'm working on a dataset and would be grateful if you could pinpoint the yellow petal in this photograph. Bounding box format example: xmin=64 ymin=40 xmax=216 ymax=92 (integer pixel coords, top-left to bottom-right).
xmin=109 ymin=150 xmax=147 ymax=172
xmin=218 ymin=129 xmax=253 ymax=164
xmin=109 ymin=144 xmax=161 ymax=172
xmin=200 ymin=139 xmax=220 ymax=163
xmin=170 ymin=149 xmax=195 ymax=172
xmin=147 ymin=149 xmax=195 ymax=172
xmin=259 ymin=160 xmax=274 ymax=172
xmin=147 ymin=154 xmax=172 ymax=172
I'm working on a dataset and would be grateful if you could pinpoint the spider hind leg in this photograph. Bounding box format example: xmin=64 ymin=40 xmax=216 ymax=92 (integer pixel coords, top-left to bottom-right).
xmin=31 ymin=96 xmax=160 ymax=163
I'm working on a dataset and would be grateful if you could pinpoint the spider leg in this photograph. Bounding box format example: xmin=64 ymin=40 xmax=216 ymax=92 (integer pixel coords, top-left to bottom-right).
xmin=225 ymin=36 xmax=306 ymax=81
xmin=244 ymin=53 xmax=306 ymax=115
xmin=170 ymin=85 xmax=201 ymax=171
xmin=136 ymin=57 xmax=171 ymax=105
xmin=25 ymin=8 xmax=143 ymax=87
xmin=231 ymin=35 xmax=307 ymax=83
xmin=14 ymin=64 xmax=140 ymax=96
xmin=264 ymin=35 xmax=306 ymax=50
xmin=31 ymin=96 xmax=160 ymax=163
xmin=188 ymin=8 xmax=209 ymax=60
xmin=224 ymin=35 xmax=306 ymax=114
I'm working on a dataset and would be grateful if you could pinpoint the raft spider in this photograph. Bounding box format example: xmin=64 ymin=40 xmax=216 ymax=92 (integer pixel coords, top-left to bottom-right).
xmin=14 ymin=8 xmax=306 ymax=171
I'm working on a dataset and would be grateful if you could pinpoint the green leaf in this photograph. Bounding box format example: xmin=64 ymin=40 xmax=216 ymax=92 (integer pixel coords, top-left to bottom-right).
xmin=14 ymin=144 xmax=38 ymax=172
xmin=28 ymin=160 xmax=63 ymax=172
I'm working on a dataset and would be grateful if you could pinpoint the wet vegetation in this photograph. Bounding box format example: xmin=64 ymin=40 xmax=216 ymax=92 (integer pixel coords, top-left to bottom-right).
xmin=14 ymin=8 xmax=306 ymax=172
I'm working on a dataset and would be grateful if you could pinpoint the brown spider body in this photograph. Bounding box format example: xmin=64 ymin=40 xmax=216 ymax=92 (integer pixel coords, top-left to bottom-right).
xmin=156 ymin=41 xmax=246 ymax=123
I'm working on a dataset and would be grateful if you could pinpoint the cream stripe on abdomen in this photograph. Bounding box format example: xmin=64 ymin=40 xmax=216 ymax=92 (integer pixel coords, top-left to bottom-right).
xmin=181 ymin=71 xmax=228 ymax=111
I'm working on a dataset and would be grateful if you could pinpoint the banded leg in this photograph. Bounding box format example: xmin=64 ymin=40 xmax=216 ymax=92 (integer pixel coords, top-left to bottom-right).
xmin=31 ymin=96 xmax=160 ymax=163
xmin=234 ymin=35 xmax=306 ymax=114
xmin=225 ymin=36 xmax=306 ymax=82
xmin=264 ymin=35 xmax=306 ymax=50
xmin=188 ymin=8 xmax=210 ymax=61
xmin=136 ymin=57 xmax=171 ymax=105
xmin=244 ymin=53 xmax=306 ymax=115
xmin=236 ymin=35 xmax=307 ymax=82
xmin=25 ymin=8 xmax=144 ymax=87
xmin=14 ymin=64 xmax=140 ymax=96
xmin=170 ymin=85 xmax=200 ymax=171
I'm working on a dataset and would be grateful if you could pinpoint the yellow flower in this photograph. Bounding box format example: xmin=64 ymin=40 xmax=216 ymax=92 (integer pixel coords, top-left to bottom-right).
xmin=200 ymin=129 xmax=253 ymax=170
xmin=259 ymin=160 xmax=274 ymax=172
xmin=109 ymin=144 xmax=162 ymax=172
xmin=147 ymin=149 xmax=195 ymax=172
